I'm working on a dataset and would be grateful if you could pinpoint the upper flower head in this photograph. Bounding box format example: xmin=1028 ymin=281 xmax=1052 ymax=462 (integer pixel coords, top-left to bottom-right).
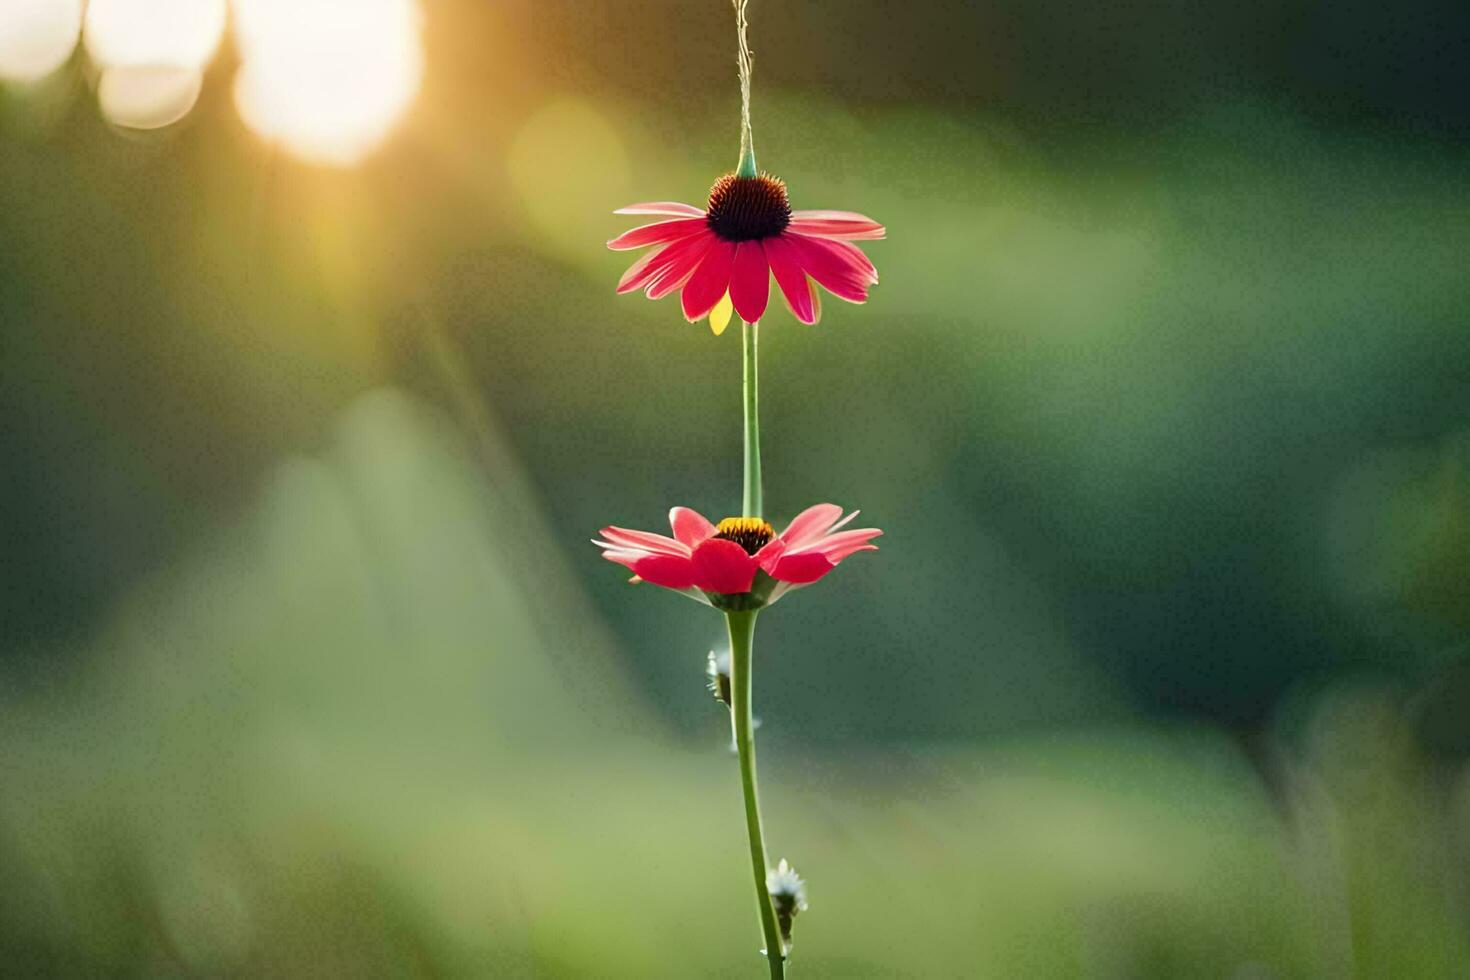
xmin=594 ymin=503 xmax=881 ymax=608
xmin=608 ymin=173 xmax=884 ymax=333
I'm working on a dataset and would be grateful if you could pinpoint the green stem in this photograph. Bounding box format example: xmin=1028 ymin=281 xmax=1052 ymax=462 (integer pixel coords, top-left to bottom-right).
xmin=742 ymin=319 xmax=762 ymax=518
xmin=737 ymin=146 xmax=758 ymax=180
xmin=727 ymin=609 xmax=784 ymax=979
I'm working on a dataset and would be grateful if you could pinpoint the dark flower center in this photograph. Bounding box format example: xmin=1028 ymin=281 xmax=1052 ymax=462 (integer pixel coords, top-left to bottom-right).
xmin=706 ymin=173 xmax=791 ymax=242
xmin=714 ymin=516 xmax=775 ymax=555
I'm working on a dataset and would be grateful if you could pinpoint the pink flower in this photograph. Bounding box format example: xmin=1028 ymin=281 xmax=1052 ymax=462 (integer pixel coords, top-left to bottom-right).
xmin=595 ymin=504 xmax=881 ymax=606
xmin=608 ymin=173 xmax=883 ymax=333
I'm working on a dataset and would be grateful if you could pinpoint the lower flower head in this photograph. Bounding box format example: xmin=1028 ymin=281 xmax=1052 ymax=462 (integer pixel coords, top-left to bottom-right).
xmin=713 ymin=516 xmax=775 ymax=554
xmin=608 ymin=172 xmax=884 ymax=333
xmin=594 ymin=503 xmax=881 ymax=608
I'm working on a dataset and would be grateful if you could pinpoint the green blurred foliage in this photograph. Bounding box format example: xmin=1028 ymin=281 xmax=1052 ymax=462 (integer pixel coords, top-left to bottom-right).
xmin=3 ymin=396 xmax=1469 ymax=977
xmin=3 ymin=0 xmax=1470 ymax=975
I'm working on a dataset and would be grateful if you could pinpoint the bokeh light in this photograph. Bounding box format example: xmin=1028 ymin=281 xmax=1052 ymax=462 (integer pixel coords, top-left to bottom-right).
xmin=0 ymin=0 xmax=82 ymax=84
xmin=83 ymin=0 xmax=225 ymax=129
xmin=96 ymin=64 xmax=203 ymax=130
xmin=5 ymin=1 xmax=1470 ymax=974
xmin=507 ymin=99 xmax=630 ymax=262
xmin=83 ymin=0 xmax=226 ymax=71
xmin=232 ymin=0 xmax=424 ymax=167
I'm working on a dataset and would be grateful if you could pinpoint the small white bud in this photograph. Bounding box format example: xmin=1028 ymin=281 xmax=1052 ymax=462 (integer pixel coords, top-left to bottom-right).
xmin=766 ymin=858 xmax=808 ymax=951
xmin=707 ymin=650 xmax=733 ymax=707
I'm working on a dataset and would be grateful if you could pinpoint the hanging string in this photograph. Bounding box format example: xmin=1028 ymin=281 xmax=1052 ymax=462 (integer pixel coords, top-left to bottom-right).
xmin=734 ymin=0 xmax=757 ymax=176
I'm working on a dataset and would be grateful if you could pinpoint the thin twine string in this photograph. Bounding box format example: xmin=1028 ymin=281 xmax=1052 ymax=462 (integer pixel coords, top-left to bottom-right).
xmin=734 ymin=0 xmax=756 ymax=175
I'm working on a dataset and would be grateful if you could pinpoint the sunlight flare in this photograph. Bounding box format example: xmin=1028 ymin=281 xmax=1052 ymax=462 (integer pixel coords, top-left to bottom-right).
xmin=83 ymin=0 xmax=224 ymax=129
xmin=0 ymin=0 xmax=83 ymax=83
xmin=97 ymin=65 xmax=203 ymax=129
xmin=232 ymin=0 xmax=424 ymax=167
xmin=83 ymin=0 xmax=226 ymax=70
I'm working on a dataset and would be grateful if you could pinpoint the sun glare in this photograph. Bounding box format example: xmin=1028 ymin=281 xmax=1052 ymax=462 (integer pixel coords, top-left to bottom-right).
xmin=84 ymin=0 xmax=226 ymax=70
xmin=3 ymin=0 xmax=423 ymax=158
xmin=96 ymin=64 xmax=204 ymax=130
xmin=232 ymin=0 xmax=424 ymax=167
xmin=83 ymin=0 xmax=225 ymax=129
xmin=0 ymin=0 xmax=83 ymax=84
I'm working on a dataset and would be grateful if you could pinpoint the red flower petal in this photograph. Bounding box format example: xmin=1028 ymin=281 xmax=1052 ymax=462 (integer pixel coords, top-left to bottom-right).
xmin=763 ymin=235 xmax=817 ymax=325
xmin=767 ymin=552 xmax=836 ymax=585
xmin=754 ymin=537 xmax=786 ymax=573
xmin=598 ymin=548 xmax=643 ymax=571
xmin=632 ymin=554 xmax=700 ymax=590
xmin=821 ymin=237 xmax=878 ymax=282
xmin=777 ymin=503 xmax=843 ymax=551
xmin=824 ymin=541 xmax=880 ymax=563
xmin=599 ymin=526 xmax=689 ymax=557
xmin=787 ymin=220 xmax=885 ymax=242
xmin=607 ymin=217 xmax=708 ymax=251
xmin=669 ymin=506 xmax=716 ymax=547
xmin=728 ymin=241 xmax=771 ymax=323
xmin=785 ymin=233 xmax=873 ymax=303
xmin=614 ymin=202 xmax=706 ymax=217
xmin=617 ymin=246 xmax=672 ymax=294
xmin=789 ymin=210 xmax=885 ymax=241
xmin=791 ymin=209 xmax=885 ymax=225
xmin=645 ymin=234 xmax=715 ymax=300
xmin=616 ymin=232 xmax=708 ymax=294
xmin=681 ymin=240 xmax=737 ymax=321
xmin=799 ymin=527 xmax=883 ymax=563
xmin=690 ymin=538 xmax=759 ymax=594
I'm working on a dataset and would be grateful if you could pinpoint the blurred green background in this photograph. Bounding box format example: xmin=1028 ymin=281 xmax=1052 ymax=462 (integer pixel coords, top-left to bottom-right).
xmin=3 ymin=0 xmax=1470 ymax=976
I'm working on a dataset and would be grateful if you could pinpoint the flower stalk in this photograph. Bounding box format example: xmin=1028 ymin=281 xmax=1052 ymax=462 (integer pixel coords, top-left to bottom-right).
xmin=735 ymin=310 xmax=777 ymax=973
xmin=742 ymin=318 xmax=762 ymax=519
xmin=726 ymin=608 xmax=785 ymax=978
xmin=596 ymin=3 xmax=887 ymax=974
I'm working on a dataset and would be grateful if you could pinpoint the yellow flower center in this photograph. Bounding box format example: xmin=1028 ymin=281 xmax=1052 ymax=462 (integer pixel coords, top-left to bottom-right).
xmin=714 ymin=516 xmax=775 ymax=555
